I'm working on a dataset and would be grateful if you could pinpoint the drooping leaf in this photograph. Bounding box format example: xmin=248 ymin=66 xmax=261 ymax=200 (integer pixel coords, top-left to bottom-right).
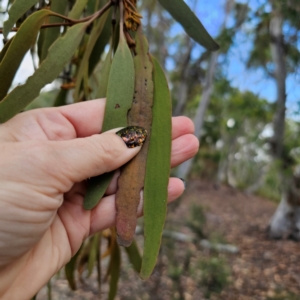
xmin=53 ymin=88 xmax=68 ymax=107
xmin=73 ymin=6 xmax=110 ymax=101
xmin=77 ymin=238 xmax=93 ymax=278
xmin=89 ymin=10 xmax=112 ymax=75
xmin=0 ymin=10 xmax=52 ymax=101
xmin=95 ymin=48 xmax=112 ymax=98
xmin=102 ymin=229 xmax=114 ymax=259
xmin=0 ymin=22 xmax=89 ymax=123
xmin=112 ymin=20 xmax=120 ymax=54
xmin=124 ymin=239 xmax=142 ymax=272
xmin=25 ymin=89 xmax=58 ymax=110
xmin=3 ymin=0 xmax=40 ymax=38
xmin=107 ymin=230 xmax=121 ymax=300
xmin=84 ymin=26 xmax=134 ymax=210
xmin=96 ymin=232 xmax=102 ymax=292
xmin=68 ymin=0 xmax=89 ymax=19
xmin=87 ymin=233 xmax=100 ymax=277
xmin=115 ymin=29 xmax=154 ymax=247
xmin=0 ymin=38 xmax=13 ymax=64
xmin=87 ymin=0 xmax=100 ymax=15
xmin=158 ymin=0 xmax=219 ymax=51
xmin=37 ymin=27 xmax=46 ymax=61
xmin=84 ymin=172 xmax=115 ymax=210
xmin=101 ymin=30 xmax=134 ymax=131
xmin=40 ymin=0 xmax=68 ymax=63
xmin=140 ymin=56 xmax=172 ymax=279
xmin=65 ymin=246 xmax=82 ymax=290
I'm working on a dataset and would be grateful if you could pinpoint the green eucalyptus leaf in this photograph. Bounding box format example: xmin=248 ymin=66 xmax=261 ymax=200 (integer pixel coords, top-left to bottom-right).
xmin=84 ymin=30 xmax=134 ymax=210
xmin=87 ymin=233 xmax=100 ymax=277
xmin=87 ymin=0 xmax=99 ymax=15
xmin=89 ymin=10 xmax=112 ymax=75
xmin=124 ymin=239 xmax=142 ymax=273
xmin=0 ymin=22 xmax=89 ymax=123
xmin=102 ymin=34 xmax=134 ymax=131
xmin=3 ymin=0 xmax=39 ymax=38
xmin=108 ymin=238 xmax=121 ymax=300
xmin=95 ymin=48 xmax=112 ymax=99
xmin=140 ymin=56 xmax=172 ymax=279
xmin=73 ymin=7 xmax=110 ymax=101
xmin=96 ymin=232 xmax=102 ymax=288
xmin=40 ymin=0 xmax=68 ymax=63
xmin=37 ymin=28 xmax=46 ymax=61
xmin=0 ymin=38 xmax=13 ymax=64
xmin=68 ymin=0 xmax=89 ymax=19
xmin=158 ymin=0 xmax=219 ymax=51
xmin=25 ymin=89 xmax=58 ymax=110
xmin=0 ymin=10 xmax=52 ymax=101
xmin=65 ymin=246 xmax=82 ymax=290
xmin=53 ymin=88 xmax=68 ymax=107
xmin=84 ymin=172 xmax=114 ymax=210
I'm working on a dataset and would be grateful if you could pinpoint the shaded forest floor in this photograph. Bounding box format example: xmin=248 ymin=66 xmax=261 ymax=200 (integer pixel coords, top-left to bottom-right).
xmin=38 ymin=179 xmax=300 ymax=300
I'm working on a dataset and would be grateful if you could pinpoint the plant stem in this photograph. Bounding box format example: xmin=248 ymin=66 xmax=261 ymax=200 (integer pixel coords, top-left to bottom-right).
xmin=0 ymin=0 xmax=114 ymax=34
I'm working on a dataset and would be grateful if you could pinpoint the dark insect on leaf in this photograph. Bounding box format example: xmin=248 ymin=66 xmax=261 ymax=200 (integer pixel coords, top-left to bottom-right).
xmin=116 ymin=126 xmax=147 ymax=148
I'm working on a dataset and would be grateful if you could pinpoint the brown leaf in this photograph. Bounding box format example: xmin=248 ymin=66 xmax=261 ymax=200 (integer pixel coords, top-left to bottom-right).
xmin=115 ymin=28 xmax=153 ymax=247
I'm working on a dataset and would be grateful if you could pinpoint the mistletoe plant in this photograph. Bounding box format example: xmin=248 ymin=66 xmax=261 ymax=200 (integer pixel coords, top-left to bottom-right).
xmin=0 ymin=0 xmax=218 ymax=297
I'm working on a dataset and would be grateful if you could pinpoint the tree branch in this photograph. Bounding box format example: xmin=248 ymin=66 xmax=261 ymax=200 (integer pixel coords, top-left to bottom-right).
xmin=0 ymin=0 xmax=114 ymax=35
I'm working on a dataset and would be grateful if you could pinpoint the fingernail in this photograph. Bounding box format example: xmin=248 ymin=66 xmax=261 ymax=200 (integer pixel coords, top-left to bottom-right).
xmin=179 ymin=178 xmax=186 ymax=190
xmin=116 ymin=126 xmax=147 ymax=148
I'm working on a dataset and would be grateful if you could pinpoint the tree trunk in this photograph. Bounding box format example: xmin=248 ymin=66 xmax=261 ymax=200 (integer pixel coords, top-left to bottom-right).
xmin=173 ymin=41 xmax=193 ymax=116
xmin=269 ymin=9 xmax=286 ymax=160
xmin=176 ymin=0 xmax=236 ymax=179
xmin=267 ymin=4 xmax=300 ymax=239
xmin=177 ymin=52 xmax=219 ymax=179
xmin=269 ymin=170 xmax=300 ymax=240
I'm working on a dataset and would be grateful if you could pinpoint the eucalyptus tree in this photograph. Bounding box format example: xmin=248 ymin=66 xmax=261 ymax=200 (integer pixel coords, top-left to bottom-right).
xmin=247 ymin=0 xmax=300 ymax=239
xmin=176 ymin=0 xmax=249 ymax=179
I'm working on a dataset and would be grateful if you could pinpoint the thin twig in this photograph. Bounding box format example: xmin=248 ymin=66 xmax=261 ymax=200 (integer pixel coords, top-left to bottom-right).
xmin=0 ymin=0 xmax=114 ymax=35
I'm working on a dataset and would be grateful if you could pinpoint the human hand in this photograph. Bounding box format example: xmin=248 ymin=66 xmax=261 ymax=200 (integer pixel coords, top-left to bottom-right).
xmin=0 ymin=99 xmax=199 ymax=299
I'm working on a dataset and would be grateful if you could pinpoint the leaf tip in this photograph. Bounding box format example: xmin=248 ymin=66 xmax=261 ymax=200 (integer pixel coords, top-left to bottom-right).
xmin=117 ymin=236 xmax=132 ymax=248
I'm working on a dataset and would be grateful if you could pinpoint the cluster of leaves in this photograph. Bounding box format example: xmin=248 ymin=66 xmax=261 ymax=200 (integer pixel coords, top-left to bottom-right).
xmin=193 ymin=256 xmax=231 ymax=299
xmin=247 ymin=1 xmax=300 ymax=77
xmin=0 ymin=0 xmax=219 ymax=298
xmin=161 ymin=203 xmax=231 ymax=300
xmin=187 ymin=77 xmax=275 ymax=188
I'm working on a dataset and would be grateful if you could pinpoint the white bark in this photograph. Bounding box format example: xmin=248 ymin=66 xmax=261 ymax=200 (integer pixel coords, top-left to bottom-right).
xmin=269 ymin=193 xmax=293 ymax=239
xmin=267 ymin=5 xmax=296 ymax=239
xmin=173 ymin=41 xmax=193 ymax=116
xmin=269 ymin=192 xmax=300 ymax=240
xmin=269 ymin=10 xmax=286 ymax=159
xmin=176 ymin=0 xmax=235 ymax=179
xmin=177 ymin=52 xmax=219 ymax=179
xmin=269 ymin=166 xmax=300 ymax=240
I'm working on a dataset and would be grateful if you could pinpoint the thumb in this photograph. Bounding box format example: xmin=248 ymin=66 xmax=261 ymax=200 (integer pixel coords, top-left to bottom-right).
xmin=45 ymin=127 xmax=146 ymax=184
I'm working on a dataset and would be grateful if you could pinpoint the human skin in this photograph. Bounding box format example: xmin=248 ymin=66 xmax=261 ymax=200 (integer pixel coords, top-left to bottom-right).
xmin=0 ymin=99 xmax=199 ymax=299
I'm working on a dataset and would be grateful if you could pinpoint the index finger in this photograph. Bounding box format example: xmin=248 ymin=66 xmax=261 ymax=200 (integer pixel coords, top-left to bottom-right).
xmin=58 ymin=98 xmax=106 ymax=137
xmin=59 ymin=100 xmax=195 ymax=139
